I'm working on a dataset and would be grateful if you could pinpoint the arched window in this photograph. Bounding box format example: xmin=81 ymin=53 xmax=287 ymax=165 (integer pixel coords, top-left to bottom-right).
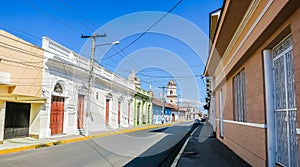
xmin=54 ymin=83 xmax=63 ymax=93
xmin=170 ymin=90 xmax=173 ymax=95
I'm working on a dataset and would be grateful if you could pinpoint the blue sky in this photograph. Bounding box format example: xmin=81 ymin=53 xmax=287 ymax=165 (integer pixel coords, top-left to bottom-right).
xmin=0 ymin=0 xmax=223 ymax=107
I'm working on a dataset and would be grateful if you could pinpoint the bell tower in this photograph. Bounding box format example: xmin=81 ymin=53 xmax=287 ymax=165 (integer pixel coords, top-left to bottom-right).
xmin=167 ymin=80 xmax=177 ymax=105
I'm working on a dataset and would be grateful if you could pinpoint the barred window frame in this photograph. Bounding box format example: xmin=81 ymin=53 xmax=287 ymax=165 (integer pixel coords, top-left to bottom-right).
xmin=233 ymin=69 xmax=246 ymax=122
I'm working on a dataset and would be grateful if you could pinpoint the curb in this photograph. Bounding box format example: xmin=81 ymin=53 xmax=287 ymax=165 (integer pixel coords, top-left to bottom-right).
xmin=0 ymin=123 xmax=174 ymax=155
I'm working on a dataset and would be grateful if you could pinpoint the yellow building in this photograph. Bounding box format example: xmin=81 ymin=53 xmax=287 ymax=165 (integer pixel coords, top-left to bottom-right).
xmin=0 ymin=30 xmax=45 ymax=143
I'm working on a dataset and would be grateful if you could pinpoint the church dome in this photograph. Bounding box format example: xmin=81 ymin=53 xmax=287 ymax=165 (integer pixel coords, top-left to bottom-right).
xmin=168 ymin=80 xmax=176 ymax=86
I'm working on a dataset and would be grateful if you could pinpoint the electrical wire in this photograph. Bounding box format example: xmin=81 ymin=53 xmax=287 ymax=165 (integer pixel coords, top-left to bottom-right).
xmin=45 ymin=0 xmax=95 ymax=32
xmin=20 ymin=0 xmax=83 ymax=34
xmin=58 ymin=0 xmax=99 ymax=29
xmin=102 ymin=0 xmax=184 ymax=61
xmin=49 ymin=0 xmax=185 ymax=86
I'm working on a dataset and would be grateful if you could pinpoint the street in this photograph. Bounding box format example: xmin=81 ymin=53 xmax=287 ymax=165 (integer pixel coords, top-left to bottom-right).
xmin=0 ymin=122 xmax=192 ymax=167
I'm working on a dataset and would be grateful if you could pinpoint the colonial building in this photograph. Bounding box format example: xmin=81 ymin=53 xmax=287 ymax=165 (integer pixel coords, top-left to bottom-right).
xmin=41 ymin=37 xmax=136 ymax=137
xmin=0 ymin=30 xmax=46 ymax=142
xmin=205 ymin=0 xmax=300 ymax=166
xmin=152 ymin=98 xmax=178 ymax=124
xmin=133 ymin=87 xmax=152 ymax=126
xmin=126 ymin=71 xmax=152 ymax=126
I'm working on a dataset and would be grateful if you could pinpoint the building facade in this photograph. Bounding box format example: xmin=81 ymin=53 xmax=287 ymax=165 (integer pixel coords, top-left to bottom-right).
xmin=0 ymin=30 xmax=46 ymax=143
xmin=205 ymin=0 xmax=300 ymax=166
xmin=41 ymin=37 xmax=135 ymax=138
xmin=133 ymin=87 xmax=152 ymax=126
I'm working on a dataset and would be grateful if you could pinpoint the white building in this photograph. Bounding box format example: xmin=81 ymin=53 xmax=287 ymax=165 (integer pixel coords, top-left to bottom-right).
xmin=40 ymin=37 xmax=135 ymax=138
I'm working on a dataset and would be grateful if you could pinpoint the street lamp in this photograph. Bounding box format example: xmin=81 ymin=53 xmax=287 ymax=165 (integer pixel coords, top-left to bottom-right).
xmin=82 ymin=33 xmax=120 ymax=136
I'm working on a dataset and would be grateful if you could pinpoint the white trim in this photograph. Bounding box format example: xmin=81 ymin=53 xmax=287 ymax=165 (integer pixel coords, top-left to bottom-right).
xmin=215 ymin=0 xmax=273 ymax=84
xmin=51 ymin=92 xmax=68 ymax=97
xmin=219 ymin=89 xmax=224 ymax=137
xmin=275 ymin=108 xmax=297 ymax=112
xmin=297 ymin=128 xmax=300 ymax=135
xmin=223 ymin=119 xmax=267 ymax=128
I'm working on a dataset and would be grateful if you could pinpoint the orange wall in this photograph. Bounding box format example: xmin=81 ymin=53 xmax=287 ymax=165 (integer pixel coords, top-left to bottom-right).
xmin=0 ymin=30 xmax=43 ymax=97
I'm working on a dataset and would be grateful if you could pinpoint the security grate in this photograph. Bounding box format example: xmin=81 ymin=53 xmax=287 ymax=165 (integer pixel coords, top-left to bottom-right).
xmin=273 ymin=35 xmax=298 ymax=167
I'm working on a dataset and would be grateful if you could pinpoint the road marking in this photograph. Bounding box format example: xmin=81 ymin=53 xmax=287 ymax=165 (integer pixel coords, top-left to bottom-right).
xmin=171 ymin=126 xmax=198 ymax=167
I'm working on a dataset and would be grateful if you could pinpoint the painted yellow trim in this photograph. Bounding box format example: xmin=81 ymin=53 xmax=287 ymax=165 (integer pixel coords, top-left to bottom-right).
xmin=0 ymin=123 xmax=176 ymax=155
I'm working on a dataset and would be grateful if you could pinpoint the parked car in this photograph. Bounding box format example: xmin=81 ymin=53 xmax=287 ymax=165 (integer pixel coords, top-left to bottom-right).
xmin=194 ymin=119 xmax=202 ymax=125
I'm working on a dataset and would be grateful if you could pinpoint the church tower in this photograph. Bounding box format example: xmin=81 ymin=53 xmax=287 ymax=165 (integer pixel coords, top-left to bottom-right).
xmin=126 ymin=69 xmax=141 ymax=88
xmin=167 ymin=80 xmax=177 ymax=105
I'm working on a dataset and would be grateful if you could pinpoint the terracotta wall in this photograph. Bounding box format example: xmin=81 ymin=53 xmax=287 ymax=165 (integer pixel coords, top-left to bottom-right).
xmin=290 ymin=6 xmax=300 ymax=165
xmin=223 ymin=123 xmax=267 ymax=166
xmin=215 ymin=47 xmax=267 ymax=165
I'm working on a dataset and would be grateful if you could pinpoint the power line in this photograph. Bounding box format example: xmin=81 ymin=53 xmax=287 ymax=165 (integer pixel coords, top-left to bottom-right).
xmin=58 ymin=0 xmax=99 ymax=29
xmin=45 ymin=0 xmax=95 ymax=32
xmin=0 ymin=23 xmax=41 ymax=41
xmin=20 ymin=0 xmax=83 ymax=34
xmin=102 ymin=0 xmax=184 ymax=60
xmin=0 ymin=38 xmax=137 ymax=93
xmin=55 ymin=0 xmax=149 ymax=79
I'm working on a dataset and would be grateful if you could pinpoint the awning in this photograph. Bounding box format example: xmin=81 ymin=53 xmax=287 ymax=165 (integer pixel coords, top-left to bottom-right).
xmin=0 ymin=93 xmax=46 ymax=104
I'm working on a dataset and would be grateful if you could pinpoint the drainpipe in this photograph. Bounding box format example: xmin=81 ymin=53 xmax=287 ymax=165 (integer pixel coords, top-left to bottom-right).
xmin=263 ymin=49 xmax=276 ymax=167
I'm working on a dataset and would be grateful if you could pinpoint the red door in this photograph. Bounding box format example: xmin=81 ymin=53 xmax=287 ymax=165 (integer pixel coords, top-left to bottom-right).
xmin=128 ymin=102 xmax=130 ymax=124
xmin=50 ymin=96 xmax=64 ymax=135
xmin=105 ymin=99 xmax=109 ymax=126
xmin=77 ymin=95 xmax=84 ymax=129
xmin=118 ymin=101 xmax=121 ymax=126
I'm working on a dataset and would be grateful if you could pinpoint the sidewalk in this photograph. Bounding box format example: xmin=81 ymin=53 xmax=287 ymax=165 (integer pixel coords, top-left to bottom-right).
xmin=0 ymin=123 xmax=173 ymax=154
xmin=175 ymin=122 xmax=251 ymax=167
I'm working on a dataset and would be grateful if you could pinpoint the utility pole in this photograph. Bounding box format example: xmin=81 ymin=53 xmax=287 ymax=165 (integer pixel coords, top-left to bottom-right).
xmin=81 ymin=33 xmax=106 ymax=136
xmin=159 ymin=86 xmax=167 ymax=124
xmin=177 ymin=95 xmax=181 ymax=122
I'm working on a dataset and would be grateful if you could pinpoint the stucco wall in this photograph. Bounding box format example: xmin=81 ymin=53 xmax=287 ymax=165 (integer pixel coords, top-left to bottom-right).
xmin=0 ymin=30 xmax=43 ymax=97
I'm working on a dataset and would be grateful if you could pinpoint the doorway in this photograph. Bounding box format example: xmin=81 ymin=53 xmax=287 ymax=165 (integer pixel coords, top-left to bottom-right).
xmin=77 ymin=94 xmax=84 ymax=129
xmin=4 ymin=102 xmax=31 ymax=139
xmin=50 ymin=96 xmax=65 ymax=135
xmin=105 ymin=99 xmax=110 ymax=126
xmin=273 ymin=35 xmax=297 ymax=166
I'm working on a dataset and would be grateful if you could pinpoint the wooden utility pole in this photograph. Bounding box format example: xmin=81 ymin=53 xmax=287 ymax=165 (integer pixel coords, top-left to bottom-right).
xmin=81 ymin=33 xmax=106 ymax=136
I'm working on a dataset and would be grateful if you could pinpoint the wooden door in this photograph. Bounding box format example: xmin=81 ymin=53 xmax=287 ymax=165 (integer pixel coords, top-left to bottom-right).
xmin=77 ymin=95 xmax=84 ymax=129
xmin=105 ymin=99 xmax=109 ymax=126
xmin=118 ymin=101 xmax=121 ymax=126
xmin=50 ymin=96 xmax=64 ymax=135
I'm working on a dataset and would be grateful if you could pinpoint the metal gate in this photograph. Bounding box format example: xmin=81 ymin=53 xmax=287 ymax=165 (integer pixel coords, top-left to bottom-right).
xmin=273 ymin=35 xmax=298 ymax=167
xmin=4 ymin=102 xmax=31 ymax=139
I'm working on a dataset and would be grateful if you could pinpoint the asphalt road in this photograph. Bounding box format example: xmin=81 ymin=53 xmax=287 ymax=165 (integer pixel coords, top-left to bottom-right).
xmin=0 ymin=122 xmax=193 ymax=167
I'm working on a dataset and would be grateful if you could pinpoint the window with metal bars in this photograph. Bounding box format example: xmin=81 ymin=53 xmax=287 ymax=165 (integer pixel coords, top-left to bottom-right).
xmin=233 ymin=69 xmax=246 ymax=122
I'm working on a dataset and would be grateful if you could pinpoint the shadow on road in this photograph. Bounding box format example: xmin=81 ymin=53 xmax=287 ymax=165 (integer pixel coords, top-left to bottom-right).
xmin=124 ymin=123 xmax=195 ymax=167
